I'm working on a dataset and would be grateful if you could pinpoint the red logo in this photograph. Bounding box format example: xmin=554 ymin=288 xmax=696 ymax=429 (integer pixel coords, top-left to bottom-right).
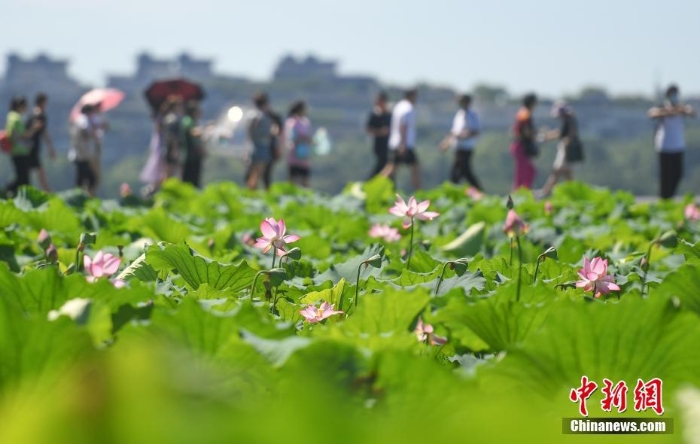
xmin=570 ymin=377 xmax=664 ymax=416
xmin=570 ymin=376 xmax=598 ymax=417
xmin=601 ymin=379 xmax=628 ymax=413
xmin=633 ymin=378 xmax=664 ymax=415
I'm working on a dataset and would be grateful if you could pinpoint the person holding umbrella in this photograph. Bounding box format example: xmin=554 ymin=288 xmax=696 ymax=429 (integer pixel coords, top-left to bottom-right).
xmin=69 ymin=88 xmax=124 ymax=195
xmin=140 ymin=99 xmax=173 ymax=195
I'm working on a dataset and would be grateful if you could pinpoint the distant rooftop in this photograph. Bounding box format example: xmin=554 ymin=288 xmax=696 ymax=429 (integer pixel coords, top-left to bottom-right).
xmin=1 ymin=53 xmax=83 ymax=96
xmin=273 ymin=54 xmax=337 ymax=81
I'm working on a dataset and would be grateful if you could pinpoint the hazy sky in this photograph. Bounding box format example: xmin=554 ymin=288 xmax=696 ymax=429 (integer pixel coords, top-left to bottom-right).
xmin=3 ymin=0 xmax=699 ymax=97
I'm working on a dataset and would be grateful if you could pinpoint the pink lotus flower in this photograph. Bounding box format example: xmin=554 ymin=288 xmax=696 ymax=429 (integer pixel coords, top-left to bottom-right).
xmin=465 ymin=187 xmax=484 ymax=201
xmin=120 ymin=182 xmax=132 ymax=198
xmin=576 ymin=257 xmax=620 ymax=298
xmin=685 ymin=203 xmax=700 ymax=222
xmin=299 ymin=301 xmax=343 ymax=323
xmin=84 ymin=251 xmax=121 ymax=279
xmin=369 ymin=224 xmax=402 ymax=242
xmin=254 ymin=218 xmax=301 ymax=257
xmin=544 ymin=200 xmax=553 ymax=216
xmin=389 ymin=194 xmax=440 ymax=229
xmin=414 ymin=318 xmax=447 ymax=346
xmin=503 ymin=209 xmax=530 ymax=237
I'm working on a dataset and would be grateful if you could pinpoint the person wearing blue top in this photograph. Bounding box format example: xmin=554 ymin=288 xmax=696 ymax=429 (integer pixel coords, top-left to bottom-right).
xmin=440 ymin=94 xmax=482 ymax=190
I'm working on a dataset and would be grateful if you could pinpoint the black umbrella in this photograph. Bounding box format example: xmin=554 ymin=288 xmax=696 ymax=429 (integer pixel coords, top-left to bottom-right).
xmin=144 ymin=78 xmax=205 ymax=112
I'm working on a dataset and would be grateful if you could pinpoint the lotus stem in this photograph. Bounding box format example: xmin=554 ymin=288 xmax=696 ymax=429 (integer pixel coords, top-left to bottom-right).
xmin=509 ymin=237 xmax=514 ymax=266
xmin=533 ymin=255 xmax=543 ymax=283
xmin=641 ymin=243 xmax=654 ymax=297
xmin=434 ymin=262 xmax=449 ymax=296
xmin=516 ymin=235 xmax=523 ymax=302
xmin=74 ymin=242 xmax=84 ymax=274
xmin=354 ymin=263 xmax=363 ymax=310
xmin=407 ymin=222 xmax=415 ymax=270
xmin=250 ymin=270 xmax=265 ymax=301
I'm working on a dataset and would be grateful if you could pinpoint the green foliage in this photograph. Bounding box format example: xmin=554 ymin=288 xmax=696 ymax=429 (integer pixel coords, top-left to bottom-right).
xmin=0 ymin=180 xmax=698 ymax=443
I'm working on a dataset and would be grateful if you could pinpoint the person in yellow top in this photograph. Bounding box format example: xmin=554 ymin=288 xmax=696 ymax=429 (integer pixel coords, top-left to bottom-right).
xmin=4 ymin=96 xmax=43 ymax=197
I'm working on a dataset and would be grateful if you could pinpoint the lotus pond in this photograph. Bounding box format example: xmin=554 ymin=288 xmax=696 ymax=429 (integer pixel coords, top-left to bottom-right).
xmin=1 ymin=178 xmax=700 ymax=444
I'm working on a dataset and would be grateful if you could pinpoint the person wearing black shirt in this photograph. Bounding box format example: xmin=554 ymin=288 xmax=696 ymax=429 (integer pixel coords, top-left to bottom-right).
xmin=366 ymin=91 xmax=391 ymax=178
xmin=25 ymin=93 xmax=56 ymax=192
xmin=263 ymin=109 xmax=283 ymax=190
xmin=536 ymin=102 xmax=583 ymax=198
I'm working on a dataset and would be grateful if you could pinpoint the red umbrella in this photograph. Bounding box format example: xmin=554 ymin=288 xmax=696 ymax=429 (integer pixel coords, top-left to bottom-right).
xmin=70 ymin=88 xmax=125 ymax=121
xmin=144 ymin=78 xmax=205 ymax=112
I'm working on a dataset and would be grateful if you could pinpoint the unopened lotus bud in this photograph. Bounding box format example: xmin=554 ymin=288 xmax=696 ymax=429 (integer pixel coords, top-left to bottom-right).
xmin=657 ymin=230 xmax=678 ymax=248
xmin=46 ymin=244 xmax=58 ymax=263
xmin=640 ymin=256 xmax=649 ymax=272
xmin=506 ymin=195 xmax=514 ymax=210
xmin=38 ymin=229 xmax=52 ymax=249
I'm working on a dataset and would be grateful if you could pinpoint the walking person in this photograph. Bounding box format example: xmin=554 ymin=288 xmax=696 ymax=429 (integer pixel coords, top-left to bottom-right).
xmin=69 ymin=105 xmax=99 ymax=196
xmin=25 ymin=93 xmax=56 ymax=192
xmin=366 ymin=91 xmax=391 ymax=178
xmin=140 ymin=103 xmax=169 ymax=196
xmin=648 ymin=84 xmax=696 ymax=199
xmin=246 ymin=93 xmax=277 ymax=190
xmin=88 ymin=101 xmax=109 ymax=193
xmin=381 ymin=88 xmax=421 ymax=190
xmin=180 ymin=101 xmax=206 ymax=188
xmin=4 ymin=96 xmax=43 ymax=197
xmin=440 ymin=94 xmax=482 ymax=190
xmin=285 ymin=100 xmax=313 ymax=188
xmin=263 ymin=109 xmax=283 ymax=189
xmin=536 ymin=102 xmax=584 ymax=198
xmin=163 ymin=97 xmax=184 ymax=180
xmin=510 ymin=93 xmax=539 ymax=190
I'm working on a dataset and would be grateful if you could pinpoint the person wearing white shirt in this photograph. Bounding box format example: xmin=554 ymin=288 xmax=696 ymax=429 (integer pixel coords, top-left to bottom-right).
xmin=440 ymin=94 xmax=482 ymax=190
xmin=70 ymin=104 xmax=99 ymax=196
xmin=648 ymin=84 xmax=696 ymax=199
xmin=381 ymin=89 xmax=421 ymax=189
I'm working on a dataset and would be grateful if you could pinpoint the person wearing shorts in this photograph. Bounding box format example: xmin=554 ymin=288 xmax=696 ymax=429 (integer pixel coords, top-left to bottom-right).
xmin=381 ymin=89 xmax=421 ymax=189
xmin=536 ymin=102 xmax=582 ymax=198
xmin=246 ymin=93 xmax=277 ymax=190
